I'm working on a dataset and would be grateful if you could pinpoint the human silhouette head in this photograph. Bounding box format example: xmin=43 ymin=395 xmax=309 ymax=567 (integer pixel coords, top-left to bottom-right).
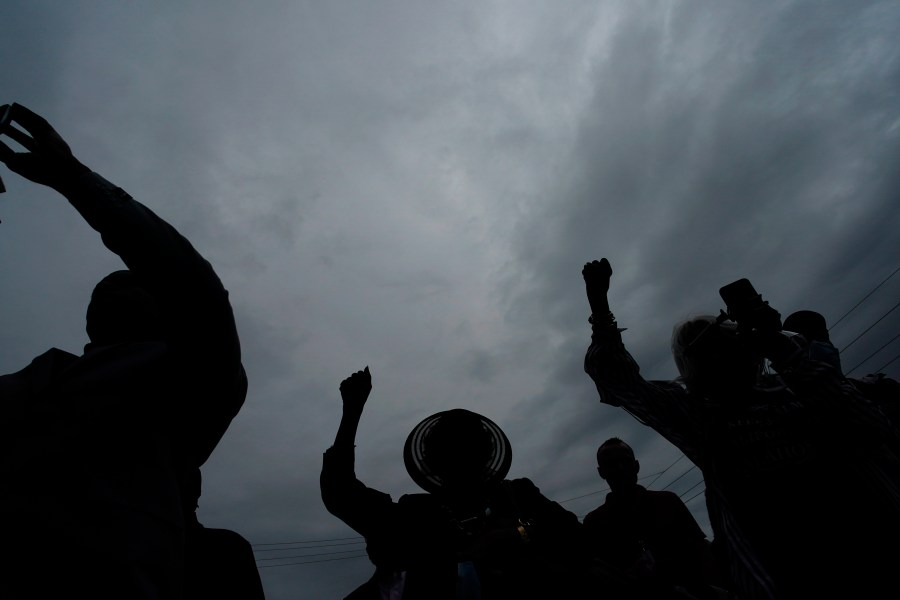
xmin=85 ymin=270 xmax=164 ymax=345
xmin=783 ymin=310 xmax=830 ymax=344
xmin=404 ymin=409 xmax=512 ymax=497
xmin=596 ymin=437 xmax=639 ymax=492
xmin=783 ymin=310 xmax=843 ymax=373
xmin=671 ymin=315 xmax=759 ymax=393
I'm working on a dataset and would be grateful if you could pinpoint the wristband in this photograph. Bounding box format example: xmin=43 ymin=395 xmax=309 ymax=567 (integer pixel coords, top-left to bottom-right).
xmin=589 ymin=311 xmax=616 ymax=327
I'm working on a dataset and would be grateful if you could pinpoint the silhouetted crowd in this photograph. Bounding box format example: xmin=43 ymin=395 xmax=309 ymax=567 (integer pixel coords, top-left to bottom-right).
xmin=1 ymin=104 xmax=898 ymax=600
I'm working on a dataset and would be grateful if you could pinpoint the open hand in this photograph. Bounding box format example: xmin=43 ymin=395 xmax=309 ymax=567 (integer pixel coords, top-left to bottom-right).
xmin=339 ymin=367 xmax=372 ymax=414
xmin=0 ymin=103 xmax=89 ymax=192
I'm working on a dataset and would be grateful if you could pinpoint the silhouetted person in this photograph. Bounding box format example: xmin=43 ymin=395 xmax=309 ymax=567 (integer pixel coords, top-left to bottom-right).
xmin=320 ymin=367 xmax=587 ymax=599
xmin=582 ymin=258 xmax=900 ymax=600
xmin=783 ymin=309 xmax=900 ymax=428
xmin=583 ymin=437 xmax=723 ymax=600
xmin=183 ymin=469 xmax=266 ymax=600
xmin=0 ymin=103 xmax=248 ymax=599
xmin=781 ymin=310 xmax=842 ymax=373
xmin=784 ymin=308 xmax=900 ymax=468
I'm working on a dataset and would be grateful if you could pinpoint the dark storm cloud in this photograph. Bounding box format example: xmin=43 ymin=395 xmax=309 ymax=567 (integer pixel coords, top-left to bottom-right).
xmin=504 ymin=0 xmax=900 ymax=493
xmin=3 ymin=1 xmax=899 ymax=598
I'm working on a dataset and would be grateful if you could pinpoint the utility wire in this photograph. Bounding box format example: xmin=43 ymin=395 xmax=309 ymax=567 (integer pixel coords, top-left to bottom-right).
xmin=256 ymin=548 xmax=366 ymax=562
xmin=645 ymin=453 xmax=685 ymax=489
xmin=661 ymin=464 xmax=697 ymax=491
xmin=874 ymin=352 xmax=900 ymax=374
xmin=678 ymin=478 xmax=705 ymax=500
xmin=256 ymin=553 xmax=369 ymax=568
xmin=254 ymin=540 xmax=366 ymax=553
xmin=839 ymin=300 xmax=900 ymax=353
xmin=845 ymin=332 xmax=900 ymax=376
xmin=683 ymin=487 xmax=706 ymax=505
xmin=252 ymin=536 xmax=362 ymax=548
xmin=829 ymin=265 xmax=900 ymax=331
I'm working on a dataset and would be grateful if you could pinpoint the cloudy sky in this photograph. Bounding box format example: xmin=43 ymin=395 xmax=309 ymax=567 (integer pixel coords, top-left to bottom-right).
xmin=2 ymin=1 xmax=899 ymax=598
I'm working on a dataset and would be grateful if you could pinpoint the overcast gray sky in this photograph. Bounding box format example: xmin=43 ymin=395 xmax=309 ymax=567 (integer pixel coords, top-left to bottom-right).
xmin=2 ymin=1 xmax=899 ymax=598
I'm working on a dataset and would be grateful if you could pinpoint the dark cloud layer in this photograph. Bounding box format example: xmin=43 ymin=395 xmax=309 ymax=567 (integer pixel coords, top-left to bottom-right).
xmin=2 ymin=2 xmax=899 ymax=598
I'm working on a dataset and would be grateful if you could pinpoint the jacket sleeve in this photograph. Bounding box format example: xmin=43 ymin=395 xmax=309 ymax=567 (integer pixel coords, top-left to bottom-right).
xmin=320 ymin=444 xmax=396 ymax=540
xmin=584 ymin=324 xmax=701 ymax=462
xmin=63 ymin=171 xmax=247 ymax=466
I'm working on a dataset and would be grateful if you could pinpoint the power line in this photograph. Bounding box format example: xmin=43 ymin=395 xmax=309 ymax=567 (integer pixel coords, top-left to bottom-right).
xmin=874 ymin=352 xmax=900 ymax=374
xmin=661 ymin=464 xmax=697 ymax=491
xmin=678 ymin=478 xmax=705 ymax=500
xmin=839 ymin=300 xmax=900 ymax=353
xmin=256 ymin=548 xmax=366 ymax=562
xmin=845 ymin=332 xmax=900 ymax=376
xmin=256 ymin=553 xmax=369 ymax=568
xmin=829 ymin=265 xmax=900 ymax=331
xmin=683 ymin=487 xmax=706 ymax=505
xmin=254 ymin=540 xmax=366 ymax=553
xmin=645 ymin=453 xmax=685 ymax=489
xmin=252 ymin=536 xmax=362 ymax=548
xmin=556 ymin=488 xmax=608 ymax=504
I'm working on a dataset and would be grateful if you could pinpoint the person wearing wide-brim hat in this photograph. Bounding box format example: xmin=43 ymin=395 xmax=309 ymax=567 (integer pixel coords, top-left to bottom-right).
xmin=321 ymin=367 xmax=588 ymax=600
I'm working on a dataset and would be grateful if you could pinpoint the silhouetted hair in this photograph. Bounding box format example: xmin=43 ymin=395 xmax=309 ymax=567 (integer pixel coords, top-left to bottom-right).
xmin=596 ymin=437 xmax=634 ymax=464
xmin=671 ymin=316 xmax=721 ymax=386
xmin=672 ymin=315 xmax=761 ymax=393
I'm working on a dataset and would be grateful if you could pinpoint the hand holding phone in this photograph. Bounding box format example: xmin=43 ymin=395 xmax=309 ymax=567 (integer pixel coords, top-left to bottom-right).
xmin=719 ymin=278 xmax=781 ymax=332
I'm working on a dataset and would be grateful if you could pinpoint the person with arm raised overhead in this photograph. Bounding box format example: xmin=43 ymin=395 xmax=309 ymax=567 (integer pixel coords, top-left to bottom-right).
xmin=321 ymin=367 xmax=588 ymax=599
xmin=0 ymin=103 xmax=248 ymax=599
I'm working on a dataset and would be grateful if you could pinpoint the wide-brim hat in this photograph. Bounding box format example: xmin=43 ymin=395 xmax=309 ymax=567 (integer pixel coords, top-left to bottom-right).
xmin=403 ymin=408 xmax=512 ymax=495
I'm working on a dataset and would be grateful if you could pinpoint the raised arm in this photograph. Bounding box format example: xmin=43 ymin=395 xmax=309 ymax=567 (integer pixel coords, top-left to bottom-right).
xmin=0 ymin=103 xmax=246 ymax=465
xmin=0 ymin=103 xmax=233 ymax=317
xmin=333 ymin=366 xmax=372 ymax=448
xmin=582 ymin=258 xmax=613 ymax=324
xmin=321 ymin=367 xmax=395 ymax=538
xmin=582 ymin=258 xmax=652 ymax=393
xmin=582 ymin=258 xmax=701 ymax=461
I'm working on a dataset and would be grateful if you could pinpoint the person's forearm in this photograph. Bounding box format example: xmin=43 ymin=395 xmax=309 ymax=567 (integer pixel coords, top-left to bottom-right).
xmin=587 ymin=293 xmax=610 ymax=318
xmin=61 ymin=171 xmax=222 ymax=295
xmin=333 ymin=409 xmax=364 ymax=448
xmin=584 ymin=327 xmax=641 ymax=388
